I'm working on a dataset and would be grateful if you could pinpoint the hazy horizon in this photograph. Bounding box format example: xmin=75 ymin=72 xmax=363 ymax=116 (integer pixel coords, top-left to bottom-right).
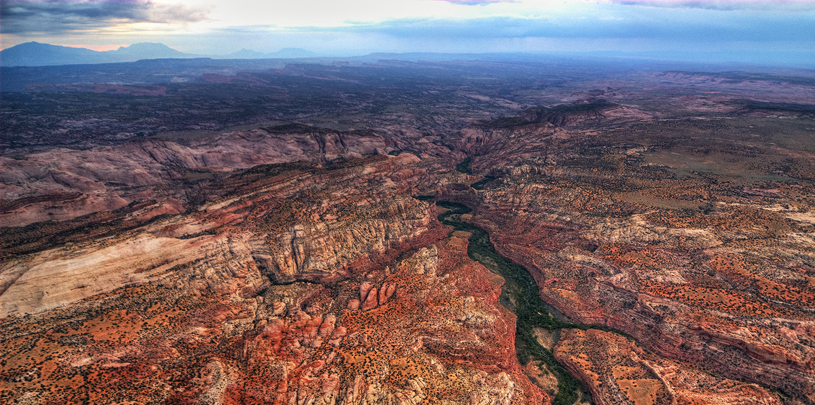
xmin=2 ymin=0 xmax=814 ymax=67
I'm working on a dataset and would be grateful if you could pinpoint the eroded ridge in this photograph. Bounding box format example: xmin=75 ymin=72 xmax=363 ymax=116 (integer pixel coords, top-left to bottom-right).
xmin=0 ymin=156 xmax=543 ymax=404
xmin=446 ymin=114 xmax=815 ymax=403
xmin=3 ymin=59 xmax=815 ymax=405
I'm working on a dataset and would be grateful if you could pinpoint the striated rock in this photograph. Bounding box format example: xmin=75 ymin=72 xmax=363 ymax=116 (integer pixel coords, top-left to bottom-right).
xmin=359 ymin=281 xmax=374 ymax=302
xmin=361 ymin=286 xmax=379 ymax=311
xmin=0 ymin=152 xmax=544 ymax=404
xmin=0 ymin=125 xmax=391 ymax=227
xmin=272 ymin=301 xmax=286 ymax=315
xmin=555 ymin=328 xmax=783 ymax=405
xmin=0 ymin=233 xmax=233 ymax=317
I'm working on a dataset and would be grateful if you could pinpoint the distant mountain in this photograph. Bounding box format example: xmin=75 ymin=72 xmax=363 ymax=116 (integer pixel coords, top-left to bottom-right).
xmin=109 ymin=43 xmax=191 ymax=60
xmin=0 ymin=42 xmax=199 ymax=67
xmin=0 ymin=42 xmax=100 ymax=66
xmin=219 ymin=48 xmax=316 ymax=59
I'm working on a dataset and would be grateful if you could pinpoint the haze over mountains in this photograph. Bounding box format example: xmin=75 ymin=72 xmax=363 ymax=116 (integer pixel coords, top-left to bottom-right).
xmin=223 ymin=48 xmax=316 ymax=59
xmin=4 ymin=41 xmax=815 ymax=69
xmin=0 ymin=42 xmax=317 ymax=67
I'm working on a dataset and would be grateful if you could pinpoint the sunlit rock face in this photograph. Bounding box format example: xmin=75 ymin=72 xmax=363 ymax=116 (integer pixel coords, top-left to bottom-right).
xmin=3 ymin=60 xmax=815 ymax=405
xmin=0 ymin=154 xmax=544 ymax=404
xmin=455 ymin=116 xmax=815 ymax=403
xmin=555 ymin=328 xmax=783 ymax=405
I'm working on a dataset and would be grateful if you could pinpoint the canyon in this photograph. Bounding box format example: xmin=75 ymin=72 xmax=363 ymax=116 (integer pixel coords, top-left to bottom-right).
xmin=1 ymin=57 xmax=814 ymax=404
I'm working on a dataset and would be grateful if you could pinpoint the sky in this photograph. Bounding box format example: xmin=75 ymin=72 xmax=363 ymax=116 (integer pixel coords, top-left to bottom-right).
xmin=1 ymin=0 xmax=814 ymax=63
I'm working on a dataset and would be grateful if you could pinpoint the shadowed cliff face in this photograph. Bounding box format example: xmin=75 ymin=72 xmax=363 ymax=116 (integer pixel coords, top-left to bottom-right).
xmin=1 ymin=154 xmax=433 ymax=318
xmin=2 ymin=60 xmax=815 ymax=404
xmin=554 ymin=329 xmax=783 ymax=405
xmin=454 ymin=115 xmax=815 ymax=404
xmin=0 ymin=125 xmax=391 ymax=228
xmin=0 ymin=154 xmax=545 ymax=404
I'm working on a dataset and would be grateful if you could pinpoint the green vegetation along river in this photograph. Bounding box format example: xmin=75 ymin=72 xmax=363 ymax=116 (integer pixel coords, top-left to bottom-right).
xmin=435 ymin=200 xmax=591 ymax=405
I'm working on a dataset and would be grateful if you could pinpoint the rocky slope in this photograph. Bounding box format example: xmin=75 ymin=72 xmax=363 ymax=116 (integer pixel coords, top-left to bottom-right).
xmin=0 ymin=153 xmax=544 ymax=404
xmin=0 ymin=124 xmax=390 ymax=227
xmin=3 ymin=61 xmax=815 ymax=405
xmin=555 ymin=328 xmax=782 ymax=405
xmin=450 ymin=113 xmax=815 ymax=403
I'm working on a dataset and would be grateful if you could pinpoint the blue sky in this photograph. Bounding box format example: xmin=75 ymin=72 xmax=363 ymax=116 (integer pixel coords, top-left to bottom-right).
xmin=1 ymin=0 xmax=814 ymax=63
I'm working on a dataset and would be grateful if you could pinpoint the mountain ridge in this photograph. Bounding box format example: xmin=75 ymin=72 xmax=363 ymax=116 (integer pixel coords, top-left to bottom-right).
xmin=0 ymin=42 xmax=200 ymax=67
xmin=0 ymin=42 xmax=317 ymax=67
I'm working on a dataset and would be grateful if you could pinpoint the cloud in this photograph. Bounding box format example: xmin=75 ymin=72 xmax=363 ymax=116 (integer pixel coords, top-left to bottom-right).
xmin=611 ymin=1 xmax=815 ymax=11
xmin=433 ymin=0 xmax=517 ymax=5
xmin=0 ymin=0 xmax=210 ymax=34
xmin=335 ymin=12 xmax=815 ymax=43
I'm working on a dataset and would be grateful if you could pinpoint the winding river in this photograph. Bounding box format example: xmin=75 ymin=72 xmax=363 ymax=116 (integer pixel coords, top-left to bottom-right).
xmin=434 ymin=200 xmax=587 ymax=405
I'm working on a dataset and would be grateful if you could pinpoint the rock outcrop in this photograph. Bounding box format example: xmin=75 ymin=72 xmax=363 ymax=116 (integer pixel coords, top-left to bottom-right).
xmin=555 ymin=328 xmax=783 ymax=405
xmin=0 ymin=153 xmax=544 ymax=404
xmin=462 ymin=144 xmax=815 ymax=403
xmin=0 ymin=125 xmax=390 ymax=227
xmin=4 ymin=59 xmax=815 ymax=405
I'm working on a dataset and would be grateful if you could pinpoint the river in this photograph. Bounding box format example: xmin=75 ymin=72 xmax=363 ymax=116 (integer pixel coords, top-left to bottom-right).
xmin=435 ymin=200 xmax=588 ymax=405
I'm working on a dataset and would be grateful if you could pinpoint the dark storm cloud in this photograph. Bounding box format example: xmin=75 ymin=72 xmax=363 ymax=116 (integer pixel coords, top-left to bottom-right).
xmin=612 ymin=1 xmax=815 ymax=11
xmin=0 ymin=0 xmax=209 ymax=34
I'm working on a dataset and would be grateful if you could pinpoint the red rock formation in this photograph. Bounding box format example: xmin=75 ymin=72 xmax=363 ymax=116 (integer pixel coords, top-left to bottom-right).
xmin=0 ymin=154 xmax=544 ymax=404
xmin=555 ymin=328 xmax=783 ymax=405
xmin=463 ymin=151 xmax=815 ymax=403
xmin=4 ymin=62 xmax=815 ymax=405
xmin=361 ymin=286 xmax=379 ymax=310
xmin=0 ymin=125 xmax=393 ymax=227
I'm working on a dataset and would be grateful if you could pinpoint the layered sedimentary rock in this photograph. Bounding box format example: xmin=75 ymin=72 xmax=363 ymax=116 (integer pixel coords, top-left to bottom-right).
xmin=3 ymin=61 xmax=815 ymax=405
xmin=455 ymin=119 xmax=815 ymax=403
xmin=0 ymin=153 xmax=543 ymax=404
xmin=1 ymin=153 xmax=430 ymax=317
xmin=0 ymin=124 xmax=390 ymax=227
xmin=555 ymin=328 xmax=783 ymax=405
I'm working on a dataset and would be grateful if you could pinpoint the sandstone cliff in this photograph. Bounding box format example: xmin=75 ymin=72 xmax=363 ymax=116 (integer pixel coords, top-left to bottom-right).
xmin=0 ymin=125 xmax=390 ymax=227
xmin=0 ymin=154 xmax=544 ymax=404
